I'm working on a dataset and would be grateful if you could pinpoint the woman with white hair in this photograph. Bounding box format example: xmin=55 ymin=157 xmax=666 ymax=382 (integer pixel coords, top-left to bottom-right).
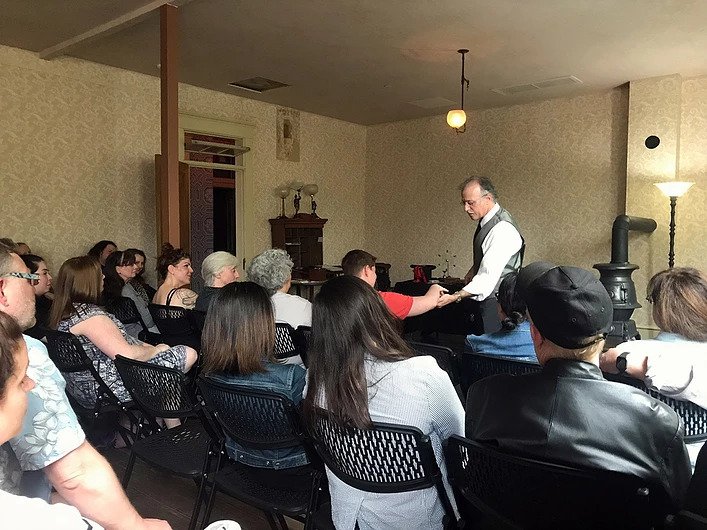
xmin=247 ymin=249 xmax=311 ymax=329
xmin=195 ymin=251 xmax=240 ymax=312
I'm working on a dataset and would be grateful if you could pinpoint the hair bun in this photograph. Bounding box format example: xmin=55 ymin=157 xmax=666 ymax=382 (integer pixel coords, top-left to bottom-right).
xmin=160 ymin=242 xmax=175 ymax=254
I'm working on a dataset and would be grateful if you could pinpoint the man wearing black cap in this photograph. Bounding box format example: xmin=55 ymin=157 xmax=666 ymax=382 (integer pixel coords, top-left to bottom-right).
xmin=466 ymin=261 xmax=691 ymax=509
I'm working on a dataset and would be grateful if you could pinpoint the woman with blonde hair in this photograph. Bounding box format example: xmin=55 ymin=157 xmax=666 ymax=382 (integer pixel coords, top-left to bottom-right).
xmin=152 ymin=243 xmax=198 ymax=309
xmin=49 ymin=256 xmax=197 ymax=409
xmin=195 ymin=251 xmax=240 ymax=312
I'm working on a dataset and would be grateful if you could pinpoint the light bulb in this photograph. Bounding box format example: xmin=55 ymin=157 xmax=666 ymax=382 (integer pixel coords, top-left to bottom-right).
xmin=447 ymin=109 xmax=467 ymax=129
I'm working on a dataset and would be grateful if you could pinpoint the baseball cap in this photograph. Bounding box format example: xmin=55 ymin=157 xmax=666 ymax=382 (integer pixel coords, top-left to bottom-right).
xmin=517 ymin=262 xmax=613 ymax=349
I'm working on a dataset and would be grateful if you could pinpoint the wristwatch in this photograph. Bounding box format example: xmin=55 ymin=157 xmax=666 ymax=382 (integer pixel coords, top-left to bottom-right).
xmin=615 ymin=352 xmax=630 ymax=374
xmin=455 ymin=292 xmax=463 ymax=303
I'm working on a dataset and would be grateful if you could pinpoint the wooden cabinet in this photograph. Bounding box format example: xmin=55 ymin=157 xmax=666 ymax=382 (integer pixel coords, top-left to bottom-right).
xmin=270 ymin=215 xmax=328 ymax=269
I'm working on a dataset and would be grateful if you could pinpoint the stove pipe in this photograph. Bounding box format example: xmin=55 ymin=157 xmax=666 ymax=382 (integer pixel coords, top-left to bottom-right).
xmin=593 ymin=215 xmax=657 ymax=346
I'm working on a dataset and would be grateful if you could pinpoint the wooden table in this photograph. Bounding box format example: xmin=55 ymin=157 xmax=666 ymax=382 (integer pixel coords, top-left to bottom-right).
xmin=290 ymin=279 xmax=326 ymax=301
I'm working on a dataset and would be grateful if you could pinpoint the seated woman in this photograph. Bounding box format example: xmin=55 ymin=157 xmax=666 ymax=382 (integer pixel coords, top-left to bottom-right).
xmin=465 ymin=271 xmax=537 ymax=362
xmin=49 ymin=256 xmax=197 ymax=409
xmin=87 ymin=240 xmax=117 ymax=270
xmin=129 ymin=248 xmax=157 ymax=301
xmin=601 ymin=267 xmax=707 ymax=467
xmin=152 ymin=243 xmax=198 ymax=309
xmin=103 ymin=250 xmax=159 ymax=337
xmin=201 ymin=281 xmax=309 ymax=469
xmin=0 ymin=311 xmax=101 ymax=528
xmin=247 ymin=249 xmax=311 ymax=329
xmin=195 ymin=251 xmax=240 ymax=312
xmin=303 ymin=275 xmax=464 ymax=530
xmin=21 ymin=254 xmax=53 ymax=333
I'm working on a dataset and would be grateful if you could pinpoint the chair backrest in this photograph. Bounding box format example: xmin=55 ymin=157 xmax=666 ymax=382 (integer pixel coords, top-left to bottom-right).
xmin=197 ymin=376 xmax=304 ymax=450
xmin=274 ymin=322 xmax=298 ymax=360
xmin=105 ymin=296 xmax=145 ymax=328
xmin=604 ymin=372 xmax=707 ymax=442
xmin=114 ymin=355 xmax=195 ymax=420
xmin=44 ymin=329 xmax=128 ymax=414
xmin=459 ymin=351 xmax=541 ymax=398
xmin=445 ymin=435 xmax=657 ymax=529
xmin=148 ymin=304 xmax=196 ymax=336
xmin=295 ymin=325 xmax=311 ymax=366
xmin=684 ymin=442 xmax=707 ymax=517
xmin=45 ymin=329 xmax=94 ymax=373
xmin=187 ymin=309 xmax=206 ymax=333
xmin=408 ymin=341 xmax=459 ymax=386
xmin=310 ymin=409 xmax=454 ymax=511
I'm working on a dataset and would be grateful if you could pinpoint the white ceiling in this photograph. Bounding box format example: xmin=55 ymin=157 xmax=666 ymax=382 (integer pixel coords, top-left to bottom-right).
xmin=2 ymin=0 xmax=706 ymax=124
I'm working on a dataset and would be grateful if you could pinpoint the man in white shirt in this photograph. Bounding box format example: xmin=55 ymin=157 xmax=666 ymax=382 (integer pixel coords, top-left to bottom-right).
xmin=438 ymin=177 xmax=524 ymax=333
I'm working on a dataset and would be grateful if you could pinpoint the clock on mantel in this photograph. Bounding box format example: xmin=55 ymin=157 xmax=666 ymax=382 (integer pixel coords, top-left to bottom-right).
xmin=269 ymin=214 xmax=328 ymax=269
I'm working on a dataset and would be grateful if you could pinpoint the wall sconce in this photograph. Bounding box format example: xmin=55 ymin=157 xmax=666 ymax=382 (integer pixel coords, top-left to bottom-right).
xmin=446 ymin=49 xmax=470 ymax=133
xmin=275 ymin=186 xmax=290 ymax=218
xmin=654 ymin=181 xmax=694 ymax=268
xmin=302 ymin=184 xmax=319 ymax=217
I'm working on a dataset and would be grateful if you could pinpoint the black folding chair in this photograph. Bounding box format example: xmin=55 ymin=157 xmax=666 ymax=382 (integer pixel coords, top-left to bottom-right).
xmin=275 ymin=322 xmax=301 ymax=361
xmin=105 ymin=296 xmax=161 ymax=345
xmin=44 ymin=330 xmax=139 ymax=447
xmin=198 ymin=377 xmax=322 ymax=530
xmin=409 ymin=340 xmax=462 ymax=398
xmin=445 ymin=435 xmax=665 ymax=529
xmin=309 ymin=408 xmax=459 ymax=529
xmin=148 ymin=303 xmax=201 ymax=350
xmin=603 ymin=372 xmax=707 ymax=443
xmin=459 ymin=351 xmax=541 ymax=399
xmin=295 ymin=326 xmax=311 ymax=366
xmin=114 ymin=355 xmax=216 ymax=530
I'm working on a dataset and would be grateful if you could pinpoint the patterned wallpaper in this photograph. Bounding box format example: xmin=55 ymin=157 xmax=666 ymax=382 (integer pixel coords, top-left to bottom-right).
xmin=0 ymin=42 xmax=702 ymax=311
xmin=626 ymin=75 xmax=707 ymax=328
xmin=0 ymin=45 xmax=366 ymax=281
xmin=364 ymin=89 xmax=629 ymax=285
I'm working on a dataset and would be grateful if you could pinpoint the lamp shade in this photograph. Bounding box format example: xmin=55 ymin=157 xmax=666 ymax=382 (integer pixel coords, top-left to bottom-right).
xmin=290 ymin=181 xmax=304 ymax=192
xmin=447 ymin=109 xmax=467 ymax=129
xmin=302 ymin=184 xmax=319 ymax=196
xmin=654 ymin=181 xmax=694 ymax=198
xmin=276 ymin=186 xmax=290 ymax=199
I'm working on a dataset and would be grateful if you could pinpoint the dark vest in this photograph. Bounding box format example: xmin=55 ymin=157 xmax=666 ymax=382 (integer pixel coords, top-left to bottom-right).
xmin=472 ymin=205 xmax=525 ymax=295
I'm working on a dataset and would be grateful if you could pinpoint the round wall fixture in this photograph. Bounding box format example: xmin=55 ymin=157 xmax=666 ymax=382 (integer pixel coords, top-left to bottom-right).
xmin=645 ymin=135 xmax=660 ymax=149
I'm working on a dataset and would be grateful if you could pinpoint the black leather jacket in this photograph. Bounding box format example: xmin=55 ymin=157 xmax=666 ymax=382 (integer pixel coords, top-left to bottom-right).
xmin=466 ymin=358 xmax=692 ymax=509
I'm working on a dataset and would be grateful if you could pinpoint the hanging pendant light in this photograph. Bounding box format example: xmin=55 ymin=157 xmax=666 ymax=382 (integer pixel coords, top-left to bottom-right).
xmin=447 ymin=49 xmax=470 ymax=133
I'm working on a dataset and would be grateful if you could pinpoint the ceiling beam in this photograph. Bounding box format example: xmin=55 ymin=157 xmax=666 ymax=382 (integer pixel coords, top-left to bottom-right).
xmin=38 ymin=0 xmax=193 ymax=60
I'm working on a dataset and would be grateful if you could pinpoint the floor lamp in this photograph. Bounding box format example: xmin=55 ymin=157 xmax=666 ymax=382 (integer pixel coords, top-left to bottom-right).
xmin=654 ymin=181 xmax=694 ymax=268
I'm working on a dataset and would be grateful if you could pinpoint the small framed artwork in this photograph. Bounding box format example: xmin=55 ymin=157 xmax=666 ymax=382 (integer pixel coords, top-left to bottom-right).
xmin=276 ymin=107 xmax=300 ymax=162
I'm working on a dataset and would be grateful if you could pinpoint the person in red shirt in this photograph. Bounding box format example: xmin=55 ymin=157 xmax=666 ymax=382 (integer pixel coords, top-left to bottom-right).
xmin=341 ymin=250 xmax=444 ymax=319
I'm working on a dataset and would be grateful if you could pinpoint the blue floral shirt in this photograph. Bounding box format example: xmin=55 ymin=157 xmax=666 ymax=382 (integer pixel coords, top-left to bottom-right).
xmin=0 ymin=335 xmax=85 ymax=494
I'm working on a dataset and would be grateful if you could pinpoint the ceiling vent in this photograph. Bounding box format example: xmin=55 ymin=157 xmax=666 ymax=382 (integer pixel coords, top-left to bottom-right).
xmin=228 ymin=77 xmax=289 ymax=93
xmin=409 ymin=97 xmax=457 ymax=109
xmin=492 ymin=75 xmax=582 ymax=96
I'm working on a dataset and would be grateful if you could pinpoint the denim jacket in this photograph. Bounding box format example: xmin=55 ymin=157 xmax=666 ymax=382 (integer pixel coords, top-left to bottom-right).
xmin=206 ymin=362 xmax=309 ymax=469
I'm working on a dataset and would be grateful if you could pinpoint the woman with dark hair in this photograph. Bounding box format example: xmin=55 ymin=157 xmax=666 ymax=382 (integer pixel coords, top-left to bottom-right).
xmin=201 ymin=281 xmax=308 ymax=468
xmin=129 ymin=248 xmax=157 ymax=301
xmin=87 ymin=240 xmax=117 ymax=267
xmin=49 ymin=256 xmax=197 ymax=410
xmin=464 ymin=271 xmax=536 ymax=362
xmin=601 ymin=267 xmax=707 ymax=468
xmin=103 ymin=250 xmax=159 ymax=337
xmin=152 ymin=243 xmax=198 ymax=309
xmin=303 ymin=275 xmax=464 ymax=529
xmin=21 ymin=254 xmax=53 ymax=332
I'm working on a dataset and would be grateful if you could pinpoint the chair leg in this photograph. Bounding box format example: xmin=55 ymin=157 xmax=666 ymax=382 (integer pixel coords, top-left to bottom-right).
xmin=276 ymin=513 xmax=289 ymax=529
xmin=201 ymin=479 xmax=219 ymax=528
xmin=187 ymin=475 xmax=207 ymax=530
xmin=122 ymin=450 xmax=137 ymax=489
xmin=264 ymin=511 xmax=282 ymax=530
